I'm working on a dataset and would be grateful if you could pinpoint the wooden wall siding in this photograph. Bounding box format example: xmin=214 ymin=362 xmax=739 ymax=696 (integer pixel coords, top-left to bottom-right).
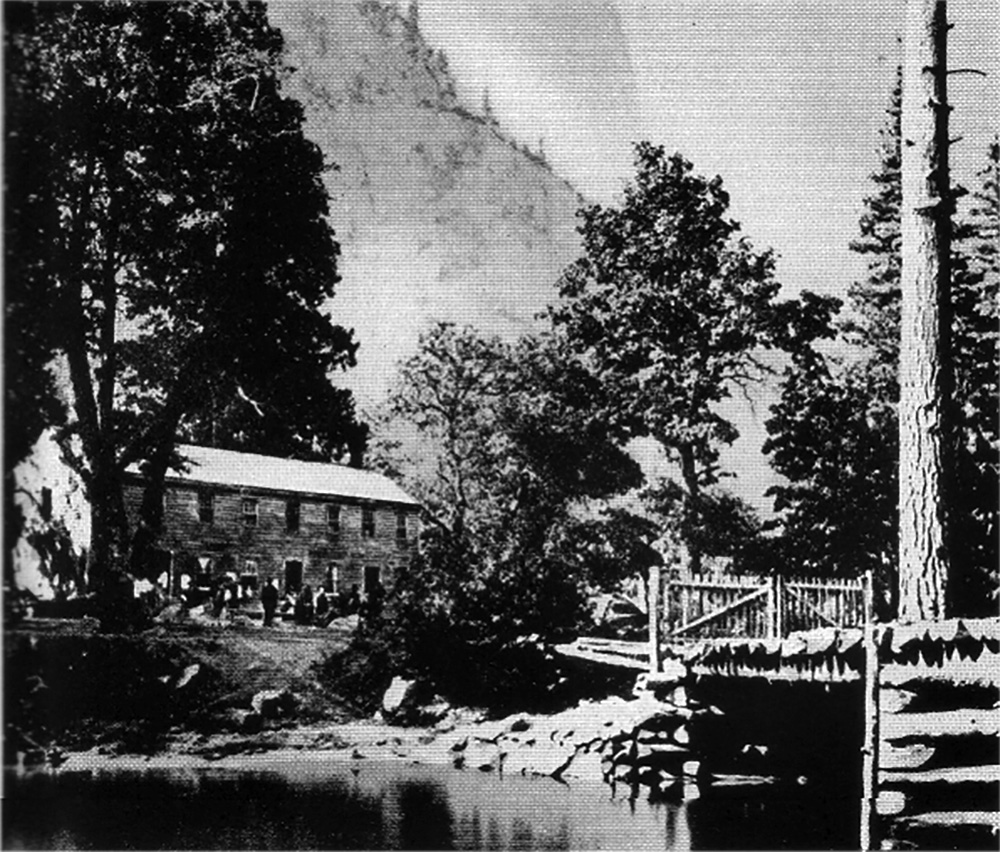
xmin=123 ymin=480 xmax=419 ymax=593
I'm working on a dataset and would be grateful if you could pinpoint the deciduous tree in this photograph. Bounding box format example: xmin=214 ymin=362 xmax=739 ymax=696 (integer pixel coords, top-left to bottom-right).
xmin=365 ymin=323 xmax=643 ymax=705
xmin=5 ymin=1 xmax=364 ymax=589
xmin=551 ymin=144 xmax=832 ymax=573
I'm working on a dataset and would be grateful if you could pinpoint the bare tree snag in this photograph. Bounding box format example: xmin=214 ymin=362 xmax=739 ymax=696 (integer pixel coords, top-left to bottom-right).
xmin=898 ymin=0 xmax=952 ymax=621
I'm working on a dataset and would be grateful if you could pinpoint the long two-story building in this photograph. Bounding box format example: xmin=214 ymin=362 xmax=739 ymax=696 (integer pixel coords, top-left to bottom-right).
xmin=123 ymin=445 xmax=420 ymax=599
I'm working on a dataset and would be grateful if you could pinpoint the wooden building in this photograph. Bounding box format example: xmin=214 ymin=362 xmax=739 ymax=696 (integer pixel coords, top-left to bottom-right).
xmin=123 ymin=445 xmax=420 ymax=598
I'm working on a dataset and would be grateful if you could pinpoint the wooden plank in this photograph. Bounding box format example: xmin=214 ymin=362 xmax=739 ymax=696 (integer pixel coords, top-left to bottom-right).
xmin=783 ymin=584 xmax=839 ymax=628
xmin=880 ymin=764 xmax=1000 ymax=785
xmin=881 ymin=654 xmax=1000 ymax=688
xmin=880 ymin=686 xmax=919 ymax=714
xmin=875 ymin=789 xmax=907 ymax=816
xmin=553 ymin=643 xmax=649 ymax=670
xmin=896 ymin=811 xmax=1000 ymax=830
xmin=881 ymin=742 xmax=935 ymax=770
xmin=880 ymin=708 xmax=1000 ymax=740
xmin=670 ymin=587 xmax=768 ymax=637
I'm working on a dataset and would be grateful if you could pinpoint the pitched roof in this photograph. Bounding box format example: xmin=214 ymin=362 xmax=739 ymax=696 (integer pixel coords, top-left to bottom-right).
xmin=147 ymin=445 xmax=419 ymax=507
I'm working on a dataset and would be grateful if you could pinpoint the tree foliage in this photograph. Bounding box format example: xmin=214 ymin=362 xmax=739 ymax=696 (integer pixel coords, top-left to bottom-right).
xmin=362 ymin=323 xmax=644 ymax=706
xmin=550 ymin=143 xmax=837 ymax=572
xmin=764 ymin=78 xmax=998 ymax=615
xmin=5 ymin=1 xmax=365 ymax=587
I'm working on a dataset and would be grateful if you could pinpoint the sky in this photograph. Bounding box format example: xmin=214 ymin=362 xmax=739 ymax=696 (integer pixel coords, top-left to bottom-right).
xmin=415 ymin=0 xmax=997 ymax=512
xmin=419 ymin=0 xmax=998 ymax=304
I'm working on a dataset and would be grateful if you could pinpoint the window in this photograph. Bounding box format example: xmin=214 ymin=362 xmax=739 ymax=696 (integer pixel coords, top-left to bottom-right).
xmin=327 ymin=503 xmax=341 ymax=535
xmin=286 ymin=499 xmax=301 ymax=533
xmin=40 ymin=487 xmax=53 ymax=522
xmin=242 ymin=498 xmax=258 ymax=527
xmin=284 ymin=559 xmax=303 ymax=594
xmin=327 ymin=564 xmax=340 ymax=595
xmin=361 ymin=505 xmax=375 ymax=538
xmin=396 ymin=510 xmax=407 ymax=543
xmin=198 ymin=491 xmax=214 ymax=524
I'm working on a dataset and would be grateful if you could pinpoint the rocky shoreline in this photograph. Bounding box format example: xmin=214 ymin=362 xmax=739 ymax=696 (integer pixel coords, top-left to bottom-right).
xmin=17 ymin=686 xmax=727 ymax=800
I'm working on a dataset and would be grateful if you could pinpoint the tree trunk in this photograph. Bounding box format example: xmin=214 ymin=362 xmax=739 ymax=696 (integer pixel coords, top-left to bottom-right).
xmin=898 ymin=0 xmax=952 ymax=621
xmin=678 ymin=444 xmax=703 ymax=575
xmin=88 ymin=460 xmax=129 ymax=592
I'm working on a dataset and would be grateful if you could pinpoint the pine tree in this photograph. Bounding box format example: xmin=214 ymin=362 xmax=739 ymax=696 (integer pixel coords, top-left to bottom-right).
xmin=845 ymin=68 xmax=903 ymax=369
xmin=764 ymin=67 xmax=999 ymax=615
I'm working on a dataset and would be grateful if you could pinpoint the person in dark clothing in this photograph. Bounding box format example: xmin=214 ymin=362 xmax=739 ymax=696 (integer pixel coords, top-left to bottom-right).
xmin=346 ymin=584 xmax=362 ymax=615
xmin=315 ymin=588 xmax=330 ymax=626
xmin=212 ymin=582 xmax=228 ymax=620
xmin=297 ymin=584 xmax=315 ymax=625
xmin=363 ymin=581 xmax=385 ymax=623
xmin=261 ymin=579 xmax=278 ymax=627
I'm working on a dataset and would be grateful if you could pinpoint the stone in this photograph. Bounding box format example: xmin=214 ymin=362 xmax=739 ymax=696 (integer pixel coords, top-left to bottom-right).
xmin=414 ymin=700 xmax=451 ymax=725
xmin=239 ymin=710 xmax=264 ymax=734
xmin=382 ymin=677 xmax=418 ymax=717
xmin=462 ymin=740 xmax=501 ymax=772
xmin=251 ymin=689 xmax=294 ymax=719
xmin=511 ymin=741 xmax=574 ymax=778
xmin=562 ymin=747 xmax=604 ymax=780
xmin=175 ymin=663 xmax=201 ymax=690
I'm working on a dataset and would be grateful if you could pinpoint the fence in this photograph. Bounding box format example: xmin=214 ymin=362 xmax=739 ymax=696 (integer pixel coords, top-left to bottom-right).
xmin=653 ymin=570 xmax=866 ymax=646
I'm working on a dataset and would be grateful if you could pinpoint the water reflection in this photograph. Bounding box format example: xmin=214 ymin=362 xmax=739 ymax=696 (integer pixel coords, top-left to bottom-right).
xmin=3 ymin=758 xmax=856 ymax=850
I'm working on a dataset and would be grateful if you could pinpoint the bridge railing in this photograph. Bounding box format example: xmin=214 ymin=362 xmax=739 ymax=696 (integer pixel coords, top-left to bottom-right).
xmin=657 ymin=570 xmax=866 ymax=644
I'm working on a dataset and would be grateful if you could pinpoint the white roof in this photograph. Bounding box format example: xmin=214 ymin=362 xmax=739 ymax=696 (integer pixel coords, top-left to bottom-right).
xmin=150 ymin=445 xmax=419 ymax=507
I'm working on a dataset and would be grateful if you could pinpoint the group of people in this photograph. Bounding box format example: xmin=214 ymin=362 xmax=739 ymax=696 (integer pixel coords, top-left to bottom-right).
xmin=259 ymin=580 xmax=384 ymax=628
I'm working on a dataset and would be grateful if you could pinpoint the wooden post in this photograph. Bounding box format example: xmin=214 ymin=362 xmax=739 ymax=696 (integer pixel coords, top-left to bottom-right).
xmin=648 ymin=562 xmax=662 ymax=673
xmin=765 ymin=575 xmax=777 ymax=639
xmin=860 ymin=569 xmax=880 ymax=851
xmin=775 ymin=574 xmax=784 ymax=638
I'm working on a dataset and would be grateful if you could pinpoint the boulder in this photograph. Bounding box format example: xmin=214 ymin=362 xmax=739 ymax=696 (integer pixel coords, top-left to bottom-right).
xmin=381 ymin=677 xmax=419 ymax=720
xmin=175 ymin=663 xmax=201 ymax=690
xmin=238 ymin=710 xmax=264 ymax=734
xmin=251 ymin=688 xmax=295 ymax=719
xmin=461 ymin=740 xmax=501 ymax=772
xmin=413 ymin=699 xmax=451 ymax=725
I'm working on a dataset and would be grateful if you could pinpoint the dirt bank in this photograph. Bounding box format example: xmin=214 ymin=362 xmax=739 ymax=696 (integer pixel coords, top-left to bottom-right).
xmin=4 ymin=615 xmax=362 ymax=764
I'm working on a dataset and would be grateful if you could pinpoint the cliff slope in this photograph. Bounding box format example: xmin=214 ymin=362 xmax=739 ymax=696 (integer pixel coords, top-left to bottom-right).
xmin=267 ymin=0 xmax=585 ymax=404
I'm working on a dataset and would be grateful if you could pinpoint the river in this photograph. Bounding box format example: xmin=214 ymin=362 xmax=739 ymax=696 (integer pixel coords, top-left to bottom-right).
xmin=4 ymin=757 xmax=858 ymax=850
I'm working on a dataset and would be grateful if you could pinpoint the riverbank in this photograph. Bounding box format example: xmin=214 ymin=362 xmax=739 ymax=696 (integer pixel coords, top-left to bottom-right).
xmin=17 ymin=681 xmax=691 ymax=788
xmin=5 ymin=615 xmax=645 ymax=781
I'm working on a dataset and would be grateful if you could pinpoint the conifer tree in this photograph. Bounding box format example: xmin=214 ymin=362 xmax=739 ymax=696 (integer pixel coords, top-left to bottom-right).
xmin=765 ymin=67 xmax=998 ymax=614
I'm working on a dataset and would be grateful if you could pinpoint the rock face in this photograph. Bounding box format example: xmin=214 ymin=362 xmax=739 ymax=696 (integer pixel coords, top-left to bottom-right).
xmin=266 ymin=0 xmax=585 ymax=404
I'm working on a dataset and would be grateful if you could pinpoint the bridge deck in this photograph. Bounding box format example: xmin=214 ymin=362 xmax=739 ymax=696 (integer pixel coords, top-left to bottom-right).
xmin=558 ymin=628 xmax=866 ymax=682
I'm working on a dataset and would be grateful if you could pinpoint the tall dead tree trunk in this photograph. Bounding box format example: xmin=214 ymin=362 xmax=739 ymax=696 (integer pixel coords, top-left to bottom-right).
xmin=898 ymin=0 xmax=952 ymax=620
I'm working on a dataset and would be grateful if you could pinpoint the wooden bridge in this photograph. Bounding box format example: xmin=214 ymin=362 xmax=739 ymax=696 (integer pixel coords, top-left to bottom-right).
xmin=556 ymin=569 xmax=999 ymax=850
xmin=559 ymin=569 xmax=868 ymax=677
